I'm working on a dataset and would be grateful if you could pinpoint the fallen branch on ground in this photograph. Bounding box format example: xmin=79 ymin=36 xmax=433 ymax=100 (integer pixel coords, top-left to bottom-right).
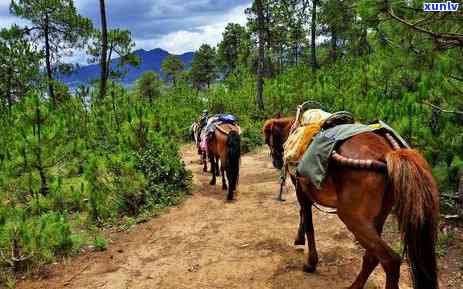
xmin=420 ymin=101 xmax=463 ymax=116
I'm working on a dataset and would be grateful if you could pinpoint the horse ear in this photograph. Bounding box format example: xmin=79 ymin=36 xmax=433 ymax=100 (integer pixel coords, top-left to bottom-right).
xmin=274 ymin=112 xmax=282 ymax=119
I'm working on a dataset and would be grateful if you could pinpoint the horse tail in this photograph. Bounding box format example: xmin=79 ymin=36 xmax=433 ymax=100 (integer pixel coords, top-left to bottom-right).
xmin=227 ymin=130 xmax=241 ymax=196
xmin=385 ymin=149 xmax=439 ymax=289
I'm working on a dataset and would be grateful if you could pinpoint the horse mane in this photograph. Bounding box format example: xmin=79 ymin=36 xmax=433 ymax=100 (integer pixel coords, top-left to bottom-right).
xmin=262 ymin=117 xmax=295 ymax=136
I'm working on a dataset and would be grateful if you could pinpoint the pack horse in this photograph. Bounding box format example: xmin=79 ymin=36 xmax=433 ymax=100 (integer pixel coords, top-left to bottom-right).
xmin=263 ymin=108 xmax=440 ymax=289
xmin=192 ymin=113 xmax=241 ymax=201
xmin=190 ymin=121 xmax=208 ymax=172
xmin=208 ymin=122 xmax=241 ymax=201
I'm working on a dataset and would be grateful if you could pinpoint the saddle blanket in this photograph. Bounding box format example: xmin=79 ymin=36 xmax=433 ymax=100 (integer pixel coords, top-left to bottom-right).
xmin=296 ymin=121 xmax=409 ymax=189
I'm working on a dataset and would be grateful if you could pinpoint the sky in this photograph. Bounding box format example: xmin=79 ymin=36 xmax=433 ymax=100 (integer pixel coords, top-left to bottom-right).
xmin=0 ymin=0 xmax=252 ymax=63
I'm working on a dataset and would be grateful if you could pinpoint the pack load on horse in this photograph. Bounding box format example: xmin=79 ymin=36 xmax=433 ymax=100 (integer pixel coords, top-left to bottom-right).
xmin=190 ymin=110 xmax=210 ymax=172
xmin=263 ymin=101 xmax=439 ymax=289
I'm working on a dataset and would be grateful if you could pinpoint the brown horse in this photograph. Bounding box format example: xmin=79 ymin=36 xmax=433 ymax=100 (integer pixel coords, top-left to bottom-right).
xmin=208 ymin=123 xmax=241 ymax=200
xmin=263 ymin=116 xmax=439 ymax=289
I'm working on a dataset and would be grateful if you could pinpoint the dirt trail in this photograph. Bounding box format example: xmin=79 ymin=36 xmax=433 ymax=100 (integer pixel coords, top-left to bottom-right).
xmin=18 ymin=145 xmax=414 ymax=289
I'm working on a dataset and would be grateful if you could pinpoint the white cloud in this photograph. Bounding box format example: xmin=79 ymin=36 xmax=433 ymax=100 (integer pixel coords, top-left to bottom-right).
xmin=0 ymin=16 xmax=28 ymax=29
xmin=0 ymin=1 xmax=251 ymax=63
xmin=137 ymin=3 xmax=248 ymax=54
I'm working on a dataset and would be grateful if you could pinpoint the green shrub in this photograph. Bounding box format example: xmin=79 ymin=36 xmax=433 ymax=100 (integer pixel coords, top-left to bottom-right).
xmin=93 ymin=235 xmax=107 ymax=251
xmin=240 ymin=120 xmax=264 ymax=153
xmin=136 ymin=135 xmax=192 ymax=208
xmin=0 ymin=208 xmax=76 ymax=272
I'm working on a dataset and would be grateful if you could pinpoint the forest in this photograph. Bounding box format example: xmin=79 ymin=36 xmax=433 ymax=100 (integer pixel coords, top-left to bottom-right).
xmin=0 ymin=0 xmax=462 ymax=287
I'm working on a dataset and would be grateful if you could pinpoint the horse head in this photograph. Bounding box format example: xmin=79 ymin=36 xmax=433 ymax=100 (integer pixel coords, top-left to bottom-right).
xmin=262 ymin=116 xmax=294 ymax=169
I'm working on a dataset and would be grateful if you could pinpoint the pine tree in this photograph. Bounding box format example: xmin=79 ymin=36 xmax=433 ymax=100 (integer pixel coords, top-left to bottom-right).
xmin=136 ymin=71 xmax=161 ymax=104
xmin=217 ymin=23 xmax=250 ymax=75
xmin=10 ymin=0 xmax=93 ymax=106
xmin=190 ymin=44 xmax=217 ymax=90
xmin=87 ymin=29 xmax=140 ymax=84
xmin=161 ymin=55 xmax=184 ymax=86
xmin=0 ymin=25 xmax=42 ymax=112
xmin=310 ymin=0 xmax=319 ymax=70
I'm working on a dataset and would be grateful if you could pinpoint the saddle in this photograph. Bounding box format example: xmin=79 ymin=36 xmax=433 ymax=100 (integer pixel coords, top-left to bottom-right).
xmin=215 ymin=123 xmax=241 ymax=136
xmin=284 ymin=105 xmax=355 ymax=165
xmin=321 ymin=111 xmax=355 ymax=130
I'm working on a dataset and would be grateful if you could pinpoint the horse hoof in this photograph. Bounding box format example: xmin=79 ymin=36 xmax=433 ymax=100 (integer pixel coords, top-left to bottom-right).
xmin=222 ymin=186 xmax=228 ymax=191
xmin=209 ymin=181 xmax=216 ymax=186
xmin=203 ymin=168 xmax=207 ymax=172
xmin=302 ymin=264 xmax=316 ymax=273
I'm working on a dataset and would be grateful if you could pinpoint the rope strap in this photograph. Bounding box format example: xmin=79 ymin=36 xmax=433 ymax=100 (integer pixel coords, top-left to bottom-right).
xmin=331 ymin=150 xmax=387 ymax=172
xmin=384 ymin=132 xmax=401 ymax=150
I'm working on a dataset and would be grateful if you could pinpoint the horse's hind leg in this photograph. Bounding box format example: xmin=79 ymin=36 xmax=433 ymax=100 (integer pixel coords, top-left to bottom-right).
xmin=347 ymin=213 xmax=389 ymax=289
xmin=340 ymin=213 xmax=401 ymax=289
xmin=226 ymin=184 xmax=234 ymax=201
xmin=215 ymin=158 xmax=220 ymax=176
xmin=209 ymin=154 xmax=216 ymax=186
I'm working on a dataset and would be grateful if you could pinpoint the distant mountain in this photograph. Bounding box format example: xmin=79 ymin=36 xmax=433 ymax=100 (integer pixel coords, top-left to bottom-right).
xmin=58 ymin=48 xmax=195 ymax=88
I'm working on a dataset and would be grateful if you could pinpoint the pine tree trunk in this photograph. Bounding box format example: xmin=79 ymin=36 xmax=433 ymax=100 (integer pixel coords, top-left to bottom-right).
xmin=255 ymin=0 xmax=265 ymax=110
xmin=6 ymin=67 xmax=12 ymax=111
xmin=44 ymin=14 xmax=55 ymax=105
xmin=99 ymin=0 xmax=109 ymax=100
xmin=310 ymin=0 xmax=319 ymax=70
xmin=458 ymin=169 xmax=463 ymax=218
xmin=331 ymin=31 xmax=337 ymax=61
xmin=35 ymin=104 xmax=48 ymax=196
xmin=294 ymin=44 xmax=298 ymax=65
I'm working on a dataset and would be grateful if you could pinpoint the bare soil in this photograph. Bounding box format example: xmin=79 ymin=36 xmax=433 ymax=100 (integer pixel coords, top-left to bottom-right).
xmin=17 ymin=145 xmax=461 ymax=289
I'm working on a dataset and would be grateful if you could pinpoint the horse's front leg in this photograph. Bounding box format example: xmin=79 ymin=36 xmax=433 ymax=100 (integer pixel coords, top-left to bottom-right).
xmin=294 ymin=208 xmax=305 ymax=246
xmin=294 ymin=177 xmax=318 ymax=272
xmin=292 ymin=176 xmax=305 ymax=246
xmin=209 ymin=154 xmax=216 ymax=186
xmin=303 ymin=203 xmax=318 ymax=273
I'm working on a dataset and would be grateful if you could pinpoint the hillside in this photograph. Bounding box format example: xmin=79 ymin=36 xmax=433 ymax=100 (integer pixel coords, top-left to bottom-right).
xmin=58 ymin=48 xmax=194 ymax=88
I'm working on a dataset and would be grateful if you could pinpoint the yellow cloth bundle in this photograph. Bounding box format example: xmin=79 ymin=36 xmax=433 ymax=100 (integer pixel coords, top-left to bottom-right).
xmin=284 ymin=122 xmax=324 ymax=163
xmin=283 ymin=109 xmax=331 ymax=164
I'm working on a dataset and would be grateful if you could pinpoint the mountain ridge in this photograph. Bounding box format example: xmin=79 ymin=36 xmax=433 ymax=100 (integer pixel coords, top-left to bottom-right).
xmin=59 ymin=48 xmax=195 ymax=88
